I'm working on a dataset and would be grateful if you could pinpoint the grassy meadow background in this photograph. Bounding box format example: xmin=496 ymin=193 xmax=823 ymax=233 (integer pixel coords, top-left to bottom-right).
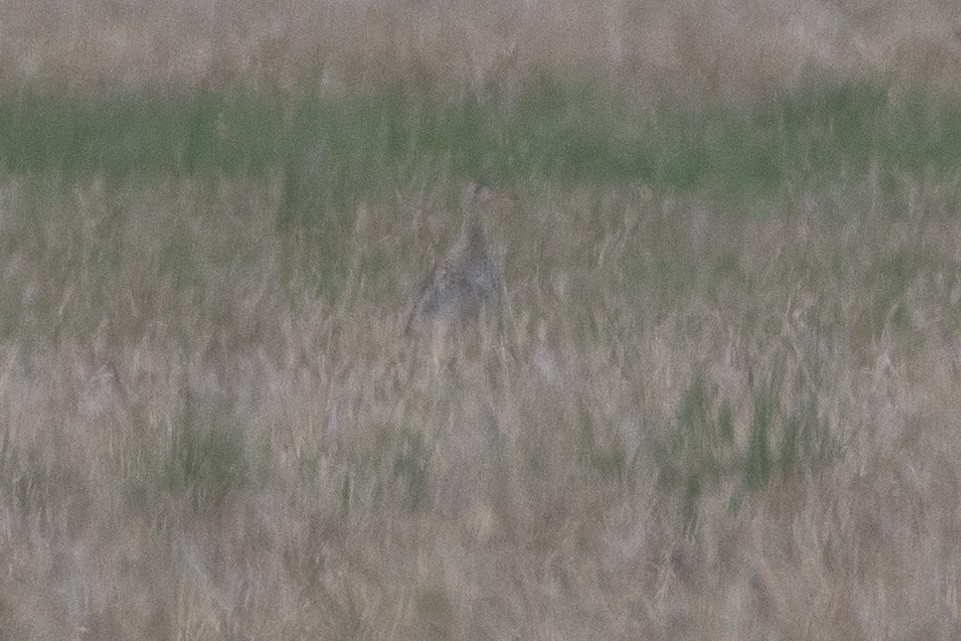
xmin=2 ymin=0 xmax=961 ymax=639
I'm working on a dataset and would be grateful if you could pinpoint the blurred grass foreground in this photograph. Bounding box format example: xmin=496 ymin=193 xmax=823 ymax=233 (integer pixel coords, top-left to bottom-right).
xmin=2 ymin=0 xmax=961 ymax=639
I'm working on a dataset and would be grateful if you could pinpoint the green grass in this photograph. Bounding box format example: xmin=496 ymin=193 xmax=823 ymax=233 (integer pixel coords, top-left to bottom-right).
xmin=4 ymin=82 xmax=961 ymax=203
xmin=162 ymin=393 xmax=250 ymax=512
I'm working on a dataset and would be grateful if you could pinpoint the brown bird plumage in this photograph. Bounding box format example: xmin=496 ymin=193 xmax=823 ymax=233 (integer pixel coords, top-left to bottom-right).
xmin=404 ymin=180 xmax=502 ymax=335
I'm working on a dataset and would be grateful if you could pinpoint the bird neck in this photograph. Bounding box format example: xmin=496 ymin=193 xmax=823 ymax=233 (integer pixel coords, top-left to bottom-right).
xmin=461 ymin=209 xmax=486 ymax=248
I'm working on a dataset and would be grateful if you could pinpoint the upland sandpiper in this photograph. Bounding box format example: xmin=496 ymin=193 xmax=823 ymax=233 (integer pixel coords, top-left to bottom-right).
xmin=404 ymin=180 xmax=504 ymax=335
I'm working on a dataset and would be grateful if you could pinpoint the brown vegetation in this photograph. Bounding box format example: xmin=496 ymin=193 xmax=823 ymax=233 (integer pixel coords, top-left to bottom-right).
xmin=0 ymin=173 xmax=958 ymax=638
xmin=2 ymin=0 xmax=961 ymax=97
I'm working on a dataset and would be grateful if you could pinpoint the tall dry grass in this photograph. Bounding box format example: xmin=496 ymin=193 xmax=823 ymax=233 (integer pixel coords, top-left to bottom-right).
xmin=3 ymin=0 xmax=961 ymax=98
xmin=0 ymin=169 xmax=959 ymax=638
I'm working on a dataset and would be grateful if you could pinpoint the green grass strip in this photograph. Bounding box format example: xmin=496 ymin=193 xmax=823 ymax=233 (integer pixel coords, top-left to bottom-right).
xmin=2 ymin=81 xmax=960 ymax=192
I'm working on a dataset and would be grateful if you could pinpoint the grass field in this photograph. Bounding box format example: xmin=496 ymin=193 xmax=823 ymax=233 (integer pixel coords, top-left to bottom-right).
xmin=2 ymin=1 xmax=961 ymax=639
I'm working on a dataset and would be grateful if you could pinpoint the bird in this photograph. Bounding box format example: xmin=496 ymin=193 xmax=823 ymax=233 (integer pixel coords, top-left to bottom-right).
xmin=404 ymin=180 xmax=504 ymax=335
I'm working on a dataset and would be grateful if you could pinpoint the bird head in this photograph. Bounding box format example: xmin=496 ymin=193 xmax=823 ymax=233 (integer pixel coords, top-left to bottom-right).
xmin=461 ymin=179 xmax=507 ymax=212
